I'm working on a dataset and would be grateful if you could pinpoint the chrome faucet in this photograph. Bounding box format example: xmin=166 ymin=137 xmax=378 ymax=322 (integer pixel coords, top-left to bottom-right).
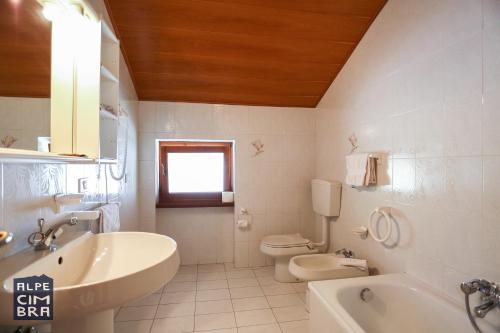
xmin=335 ymin=248 xmax=354 ymax=258
xmin=461 ymin=279 xmax=500 ymax=332
xmin=28 ymin=217 xmax=78 ymax=251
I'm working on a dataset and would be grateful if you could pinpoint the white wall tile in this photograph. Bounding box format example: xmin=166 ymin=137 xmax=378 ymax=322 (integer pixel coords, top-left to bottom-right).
xmin=314 ymin=0 xmax=500 ymax=306
xmin=140 ymin=101 xmax=315 ymax=267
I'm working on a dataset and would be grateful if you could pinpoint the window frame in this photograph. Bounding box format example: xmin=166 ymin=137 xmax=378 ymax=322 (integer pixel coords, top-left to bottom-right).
xmin=157 ymin=141 xmax=234 ymax=208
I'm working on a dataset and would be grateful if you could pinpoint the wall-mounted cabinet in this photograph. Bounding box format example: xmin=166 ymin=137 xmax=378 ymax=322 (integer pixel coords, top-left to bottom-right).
xmin=51 ymin=17 xmax=121 ymax=160
xmin=0 ymin=1 xmax=121 ymax=162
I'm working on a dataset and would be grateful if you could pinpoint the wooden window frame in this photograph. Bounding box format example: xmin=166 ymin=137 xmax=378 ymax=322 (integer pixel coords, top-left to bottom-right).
xmin=157 ymin=141 xmax=234 ymax=208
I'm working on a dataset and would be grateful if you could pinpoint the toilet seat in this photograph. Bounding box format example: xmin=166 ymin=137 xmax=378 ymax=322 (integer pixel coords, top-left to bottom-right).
xmin=260 ymin=234 xmax=319 ymax=283
xmin=261 ymin=233 xmax=311 ymax=248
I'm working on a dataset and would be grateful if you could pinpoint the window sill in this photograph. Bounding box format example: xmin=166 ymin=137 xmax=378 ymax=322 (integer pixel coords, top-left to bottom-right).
xmin=156 ymin=201 xmax=235 ymax=208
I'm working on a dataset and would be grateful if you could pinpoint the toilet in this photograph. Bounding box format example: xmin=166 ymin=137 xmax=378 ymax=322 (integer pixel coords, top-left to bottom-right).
xmin=260 ymin=179 xmax=342 ymax=282
xmin=260 ymin=234 xmax=319 ymax=282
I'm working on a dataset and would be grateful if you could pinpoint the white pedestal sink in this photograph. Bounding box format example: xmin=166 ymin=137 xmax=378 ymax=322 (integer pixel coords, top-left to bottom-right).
xmin=0 ymin=232 xmax=180 ymax=333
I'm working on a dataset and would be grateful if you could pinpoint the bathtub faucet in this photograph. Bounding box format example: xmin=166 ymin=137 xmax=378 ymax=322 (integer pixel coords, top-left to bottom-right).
xmin=461 ymin=279 xmax=500 ymax=332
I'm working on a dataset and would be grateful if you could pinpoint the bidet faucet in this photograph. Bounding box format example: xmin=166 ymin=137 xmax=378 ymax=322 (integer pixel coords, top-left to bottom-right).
xmin=335 ymin=248 xmax=354 ymax=258
xmin=28 ymin=217 xmax=78 ymax=251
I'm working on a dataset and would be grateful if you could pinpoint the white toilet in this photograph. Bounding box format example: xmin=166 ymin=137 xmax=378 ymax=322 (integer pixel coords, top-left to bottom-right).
xmin=260 ymin=179 xmax=341 ymax=282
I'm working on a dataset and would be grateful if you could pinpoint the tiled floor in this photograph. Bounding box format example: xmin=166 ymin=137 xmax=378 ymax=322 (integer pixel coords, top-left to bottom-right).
xmin=114 ymin=263 xmax=309 ymax=333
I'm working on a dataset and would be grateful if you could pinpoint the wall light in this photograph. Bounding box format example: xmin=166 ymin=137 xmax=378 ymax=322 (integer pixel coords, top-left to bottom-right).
xmin=37 ymin=0 xmax=92 ymax=22
xmin=41 ymin=1 xmax=64 ymax=21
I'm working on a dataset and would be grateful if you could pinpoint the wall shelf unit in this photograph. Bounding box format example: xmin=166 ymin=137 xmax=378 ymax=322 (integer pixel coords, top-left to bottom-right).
xmin=99 ymin=21 xmax=120 ymax=160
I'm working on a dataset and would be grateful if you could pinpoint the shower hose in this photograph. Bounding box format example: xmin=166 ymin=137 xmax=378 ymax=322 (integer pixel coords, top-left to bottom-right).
xmin=464 ymin=293 xmax=482 ymax=333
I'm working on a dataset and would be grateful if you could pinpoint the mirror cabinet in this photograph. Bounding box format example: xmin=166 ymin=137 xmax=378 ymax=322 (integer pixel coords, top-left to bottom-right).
xmin=0 ymin=0 xmax=120 ymax=161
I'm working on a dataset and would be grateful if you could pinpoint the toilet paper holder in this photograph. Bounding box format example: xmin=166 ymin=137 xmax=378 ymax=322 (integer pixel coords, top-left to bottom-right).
xmin=237 ymin=208 xmax=252 ymax=229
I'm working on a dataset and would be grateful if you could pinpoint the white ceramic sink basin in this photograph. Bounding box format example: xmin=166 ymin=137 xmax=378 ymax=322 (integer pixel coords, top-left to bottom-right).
xmin=289 ymin=254 xmax=368 ymax=281
xmin=0 ymin=232 xmax=180 ymax=332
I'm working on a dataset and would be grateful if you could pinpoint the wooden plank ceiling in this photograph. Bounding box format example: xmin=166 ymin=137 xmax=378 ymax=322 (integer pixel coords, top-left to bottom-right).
xmin=0 ymin=0 xmax=51 ymax=98
xmin=106 ymin=0 xmax=387 ymax=107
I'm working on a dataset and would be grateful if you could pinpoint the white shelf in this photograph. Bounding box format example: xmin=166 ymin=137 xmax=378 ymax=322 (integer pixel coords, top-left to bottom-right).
xmin=0 ymin=148 xmax=95 ymax=163
xmin=100 ymin=108 xmax=118 ymax=120
xmin=101 ymin=21 xmax=119 ymax=44
xmin=100 ymin=65 xmax=118 ymax=83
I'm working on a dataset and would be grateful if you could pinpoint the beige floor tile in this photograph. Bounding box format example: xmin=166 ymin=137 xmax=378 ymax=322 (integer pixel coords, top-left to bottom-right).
xmin=261 ymin=284 xmax=295 ymax=296
xmin=115 ymin=306 xmax=157 ymax=321
xmin=196 ymin=300 xmax=234 ymax=315
xmin=198 ymin=272 xmax=228 ymax=281
xmin=198 ymin=264 xmax=226 ymax=273
xmin=125 ymin=293 xmax=161 ymax=307
xmin=291 ymin=282 xmax=308 ymax=293
xmin=272 ymin=305 xmax=309 ymax=322
xmin=196 ymin=289 xmax=231 ymax=301
xmin=178 ymin=265 xmax=198 ymax=274
xmin=227 ymin=278 xmax=259 ymax=288
xmin=231 ymin=297 xmax=269 ymax=312
xmin=195 ymin=313 xmax=236 ymax=331
xmin=226 ymin=270 xmax=255 ymax=279
xmin=153 ymin=285 xmax=166 ymax=294
xmin=199 ymin=329 xmax=237 ymax=333
xmin=172 ymin=273 xmax=198 ymax=282
xmin=165 ymin=281 xmax=197 ymax=292
xmin=279 ymin=320 xmax=310 ymax=333
xmin=197 ymin=279 xmax=229 ymax=290
xmin=113 ymin=320 xmax=153 ymax=333
xmin=235 ymin=309 xmax=276 ymax=327
xmin=252 ymin=267 xmax=274 ymax=277
xmin=161 ymin=291 xmax=196 ymax=304
xmin=151 ymin=316 xmax=194 ymax=333
xmin=230 ymin=287 xmax=264 ymax=299
xmin=256 ymin=276 xmax=276 ymax=286
xmin=266 ymin=294 xmax=303 ymax=308
xmin=237 ymin=323 xmax=281 ymax=333
xmin=297 ymin=292 xmax=307 ymax=303
xmin=156 ymin=302 xmax=196 ymax=318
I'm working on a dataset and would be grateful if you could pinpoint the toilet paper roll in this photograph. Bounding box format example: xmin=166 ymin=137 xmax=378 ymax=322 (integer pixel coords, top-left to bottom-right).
xmin=237 ymin=219 xmax=249 ymax=229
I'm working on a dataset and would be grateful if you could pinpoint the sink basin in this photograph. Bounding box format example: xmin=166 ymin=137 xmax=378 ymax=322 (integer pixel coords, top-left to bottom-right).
xmin=289 ymin=254 xmax=368 ymax=281
xmin=0 ymin=231 xmax=180 ymax=332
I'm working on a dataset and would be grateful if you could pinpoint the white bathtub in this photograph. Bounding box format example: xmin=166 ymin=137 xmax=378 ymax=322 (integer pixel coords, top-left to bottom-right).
xmin=309 ymin=273 xmax=499 ymax=333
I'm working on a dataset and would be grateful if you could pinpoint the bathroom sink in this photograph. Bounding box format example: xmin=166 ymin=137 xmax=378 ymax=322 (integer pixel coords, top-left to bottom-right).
xmin=0 ymin=232 xmax=180 ymax=332
xmin=289 ymin=254 xmax=368 ymax=281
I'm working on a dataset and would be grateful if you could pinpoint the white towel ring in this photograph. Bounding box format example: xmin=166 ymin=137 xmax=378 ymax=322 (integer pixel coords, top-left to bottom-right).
xmin=368 ymin=208 xmax=392 ymax=243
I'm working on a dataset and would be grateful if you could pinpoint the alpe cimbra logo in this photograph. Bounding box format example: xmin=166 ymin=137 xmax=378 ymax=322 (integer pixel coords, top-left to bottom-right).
xmin=13 ymin=275 xmax=53 ymax=320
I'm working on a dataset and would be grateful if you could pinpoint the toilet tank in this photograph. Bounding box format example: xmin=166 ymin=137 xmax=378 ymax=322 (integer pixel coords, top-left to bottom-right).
xmin=311 ymin=179 xmax=341 ymax=217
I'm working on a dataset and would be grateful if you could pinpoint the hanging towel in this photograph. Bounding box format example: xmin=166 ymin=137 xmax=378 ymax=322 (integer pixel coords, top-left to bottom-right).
xmin=345 ymin=153 xmax=369 ymax=186
xmin=99 ymin=203 xmax=120 ymax=233
xmin=365 ymin=157 xmax=378 ymax=186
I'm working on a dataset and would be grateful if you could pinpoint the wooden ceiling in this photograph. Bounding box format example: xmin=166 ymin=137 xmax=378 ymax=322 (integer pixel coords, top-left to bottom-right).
xmin=105 ymin=0 xmax=387 ymax=107
xmin=0 ymin=0 xmax=51 ymax=98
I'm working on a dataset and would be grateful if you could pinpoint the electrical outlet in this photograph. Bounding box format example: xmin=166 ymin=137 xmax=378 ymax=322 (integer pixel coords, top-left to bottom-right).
xmin=78 ymin=178 xmax=89 ymax=193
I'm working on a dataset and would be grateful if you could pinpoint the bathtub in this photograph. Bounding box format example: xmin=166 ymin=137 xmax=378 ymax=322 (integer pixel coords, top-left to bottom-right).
xmin=309 ymin=273 xmax=499 ymax=333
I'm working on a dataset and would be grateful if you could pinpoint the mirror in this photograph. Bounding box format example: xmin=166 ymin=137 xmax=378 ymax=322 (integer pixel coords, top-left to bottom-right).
xmin=0 ymin=0 xmax=121 ymax=161
xmin=0 ymin=0 xmax=52 ymax=152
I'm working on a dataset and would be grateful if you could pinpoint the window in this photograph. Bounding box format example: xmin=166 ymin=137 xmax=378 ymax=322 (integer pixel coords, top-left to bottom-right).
xmin=157 ymin=141 xmax=233 ymax=208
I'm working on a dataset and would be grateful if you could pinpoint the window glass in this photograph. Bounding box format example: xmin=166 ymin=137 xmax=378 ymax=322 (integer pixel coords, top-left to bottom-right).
xmin=167 ymin=152 xmax=224 ymax=193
